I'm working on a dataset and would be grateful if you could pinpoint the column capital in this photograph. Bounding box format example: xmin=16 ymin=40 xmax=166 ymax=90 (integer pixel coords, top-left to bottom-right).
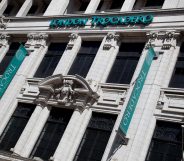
xmin=146 ymin=31 xmax=181 ymax=50
xmin=103 ymin=32 xmax=120 ymax=50
xmin=0 ymin=33 xmax=10 ymax=47
xmin=67 ymin=33 xmax=79 ymax=49
xmin=25 ymin=33 xmax=49 ymax=48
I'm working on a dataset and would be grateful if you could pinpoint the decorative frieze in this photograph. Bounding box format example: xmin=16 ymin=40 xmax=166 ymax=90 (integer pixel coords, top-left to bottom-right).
xmin=103 ymin=32 xmax=119 ymax=50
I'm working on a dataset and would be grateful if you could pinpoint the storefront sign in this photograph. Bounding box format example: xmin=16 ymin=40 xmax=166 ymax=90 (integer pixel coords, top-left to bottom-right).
xmin=50 ymin=15 xmax=153 ymax=28
xmin=0 ymin=44 xmax=28 ymax=98
xmin=119 ymin=47 xmax=156 ymax=135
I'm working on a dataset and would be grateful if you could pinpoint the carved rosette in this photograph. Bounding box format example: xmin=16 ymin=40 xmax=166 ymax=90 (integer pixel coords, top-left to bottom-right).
xmin=67 ymin=33 xmax=79 ymax=49
xmin=25 ymin=33 xmax=49 ymax=48
xmin=103 ymin=32 xmax=119 ymax=50
xmin=0 ymin=34 xmax=10 ymax=47
xmin=36 ymin=74 xmax=99 ymax=111
xmin=146 ymin=31 xmax=180 ymax=50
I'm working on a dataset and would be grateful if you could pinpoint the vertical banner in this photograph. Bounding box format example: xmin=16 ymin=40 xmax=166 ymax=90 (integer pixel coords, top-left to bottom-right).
xmin=0 ymin=44 xmax=28 ymax=98
xmin=119 ymin=47 xmax=156 ymax=135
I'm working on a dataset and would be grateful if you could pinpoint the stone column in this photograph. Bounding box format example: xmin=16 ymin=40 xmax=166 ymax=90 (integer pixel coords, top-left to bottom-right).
xmin=53 ymin=33 xmax=82 ymax=75
xmin=0 ymin=33 xmax=49 ymax=138
xmin=16 ymin=0 xmax=33 ymax=17
xmin=84 ymin=0 xmax=101 ymax=14
xmin=86 ymin=32 xmax=119 ymax=83
xmin=120 ymin=0 xmax=136 ymax=11
xmin=108 ymin=31 xmax=180 ymax=161
xmin=43 ymin=0 xmax=69 ymax=16
xmin=0 ymin=34 xmax=10 ymax=62
xmin=0 ymin=0 xmax=8 ymax=15
xmin=162 ymin=0 xmax=179 ymax=9
xmin=52 ymin=108 xmax=92 ymax=161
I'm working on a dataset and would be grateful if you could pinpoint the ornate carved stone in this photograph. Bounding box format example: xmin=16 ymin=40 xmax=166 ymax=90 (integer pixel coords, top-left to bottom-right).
xmin=0 ymin=16 xmax=10 ymax=29
xmin=25 ymin=33 xmax=48 ymax=48
xmin=103 ymin=32 xmax=119 ymax=50
xmin=146 ymin=31 xmax=180 ymax=50
xmin=0 ymin=34 xmax=10 ymax=47
xmin=36 ymin=74 xmax=99 ymax=111
xmin=67 ymin=33 xmax=78 ymax=49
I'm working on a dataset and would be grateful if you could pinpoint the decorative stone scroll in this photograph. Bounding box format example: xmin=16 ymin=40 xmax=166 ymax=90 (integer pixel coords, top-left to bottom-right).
xmin=0 ymin=34 xmax=10 ymax=47
xmin=0 ymin=16 xmax=10 ymax=29
xmin=36 ymin=74 xmax=99 ymax=111
xmin=103 ymin=32 xmax=119 ymax=50
xmin=67 ymin=33 xmax=78 ymax=49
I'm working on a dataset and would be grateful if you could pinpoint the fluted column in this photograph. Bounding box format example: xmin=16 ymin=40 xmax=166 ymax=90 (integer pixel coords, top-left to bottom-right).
xmin=16 ymin=0 xmax=33 ymax=17
xmin=86 ymin=32 xmax=120 ymax=83
xmin=52 ymin=108 xmax=92 ymax=161
xmin=53 ymin=33 xmax=82 ymax=75
xmin=0 ymin=34 xmax=10 ymax=62
xmin=84 ymin=0 xmax=101 ymax=14
xmin=0 ymin=33 xmax=49 ymax=138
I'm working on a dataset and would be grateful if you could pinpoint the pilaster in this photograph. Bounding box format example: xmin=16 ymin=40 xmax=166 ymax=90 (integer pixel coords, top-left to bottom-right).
xmin=85 ymin=0 xmax=101 ymax=14
xmin=16 ymin=0 xmax=33 ymax=17
xmin=0 ymin=34 xmax=10 ymax=62
xmin=86 ymin=32 xmax=119 ymax=83
xmin=0 ymin=33 xmax=49 ymax=141
xmin=53 ymin=33 xmax=82 ymax=75
xmin=120 ymin=0 xmax=136 ymax=11
xmin=0 ymin=0 xmax=8 ymax=15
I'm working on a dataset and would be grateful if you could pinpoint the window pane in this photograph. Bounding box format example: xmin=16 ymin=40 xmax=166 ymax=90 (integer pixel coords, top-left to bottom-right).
xmin=0 ymin=42 xmax=21 ymax=75
xmin=145 ymin=0 xmax=164 ymax=7
xmin=169 ymin=43 xmax=184 ymax=88
xmin=107 ymin=43 xmax=145 ymax=84
xmin=145 ymin=121 xmax=182 ymax=161
xmin=68 ymin=41 xmax=100 ymax=78
xmin=31 ymin=108 xmax=73 ymax=160
xmin=34 ymin=43 xmax=67 ymax=78
xmin=0 ymin=103 xmax=35 ymax=151
xmin=74 ymin=113 xmax=117 ymax=161
xmin=110 ymin=0 xmax=125 ymax=9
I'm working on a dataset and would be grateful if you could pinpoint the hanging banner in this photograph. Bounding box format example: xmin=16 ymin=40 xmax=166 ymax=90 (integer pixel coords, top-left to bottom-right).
xmin=0 ymin=44 xmax=28 ymax=98
xmin=119 ymin=47 xmax=156 ymax=135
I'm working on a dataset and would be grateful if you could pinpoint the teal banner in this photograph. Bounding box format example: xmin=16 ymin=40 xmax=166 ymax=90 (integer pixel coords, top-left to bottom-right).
xmin=0 ymin=44 xmax=28 ymax=98
xmin=119 ymin=47 xmax=156 ymax=135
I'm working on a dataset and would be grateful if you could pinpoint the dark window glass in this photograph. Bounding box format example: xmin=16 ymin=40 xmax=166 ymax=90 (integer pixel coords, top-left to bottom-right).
xmin=31 ymin=108 xmax=73 ymax=160
xmin=107 ymin=43 xmax=145 ymax=84
xmin=110 ymin=0 xmax=125 ymax=9
xmin=146 ymin=121 xmax=182 ymax=161
xmin=68 ymin=41 xmax=100 ymax=78
xmin=27 ymin=5 xmax=38 ymax=15
xmin=34 ymin=43 xmax=67 ymax=78
xmin=0 ymin=103 xmax=35 ymax=151
xmin=169 ymin=43 xmax=184 ymax=88
xmin=145 ymin=0 xmax=164 ymax=7
xmin=3 ymin=5 xmax=14 ymax=16
xmin=0 ymin=42 xmax=20 ymax=75
xmin=74 ymin=113 xmax=117 ymax=161
xmin=97 ymin=0 xmax=104 ymax=10
xmin=79 ymin=2 xmax=89 ymax=11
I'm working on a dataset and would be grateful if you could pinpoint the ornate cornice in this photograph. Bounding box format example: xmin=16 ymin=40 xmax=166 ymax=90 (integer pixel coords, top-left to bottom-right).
xmin=103 ymin=32 xmax=119 ymax=50
xmin=36 ymin=74 xmax=99 ymax=111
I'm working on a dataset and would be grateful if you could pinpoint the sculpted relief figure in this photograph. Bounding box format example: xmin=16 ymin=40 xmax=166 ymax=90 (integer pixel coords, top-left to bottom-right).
xmin=55 ymin=80 xmax=75 ymax=104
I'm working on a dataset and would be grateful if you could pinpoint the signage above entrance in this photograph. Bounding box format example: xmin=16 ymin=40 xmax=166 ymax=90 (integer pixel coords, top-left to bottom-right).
xmin=50 ymin=15 xmax=153 ymax=28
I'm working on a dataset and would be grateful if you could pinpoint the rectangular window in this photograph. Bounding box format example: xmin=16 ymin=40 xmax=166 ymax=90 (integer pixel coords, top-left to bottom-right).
xmin=30 ymin=108 xmax=73 ymax=160
xmin=169 ymin=43 xmax=184 ymax=88
xmin=68 ymin=41 xmax=100 ymax=78
xmin=133 ymin=0 xmax=164 ymax=10
xmin=145 ymin=0 xmax=164 ymax=7
xmin=0 ymin=42 xmax=21 ymax=75
xmin=146 ymin=121 xmax=182 ymax=161
xmin=34 ymin=43 xmax=67 ymax=78
xmin=107 ymin=42 xmax=145 ymax=84
xmin=74 ymin=113 xmax=117 ymax=161
xmin=0 ymin=103 xmax=35 ymax=151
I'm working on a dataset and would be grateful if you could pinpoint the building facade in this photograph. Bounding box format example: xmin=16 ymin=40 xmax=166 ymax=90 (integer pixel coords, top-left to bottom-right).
xmin=0 ymin=0 xmax=183 ymax=161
